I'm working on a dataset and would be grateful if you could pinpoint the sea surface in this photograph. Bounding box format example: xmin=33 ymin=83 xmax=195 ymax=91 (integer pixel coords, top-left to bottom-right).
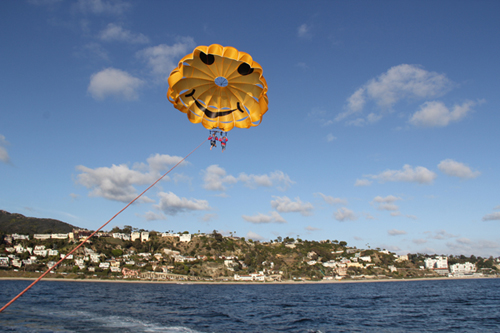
xmin=1 ymin=278 xmax=500 ymax=332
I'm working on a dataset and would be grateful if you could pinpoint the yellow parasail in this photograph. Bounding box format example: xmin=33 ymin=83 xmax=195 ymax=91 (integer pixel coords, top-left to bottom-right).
xmin=167 ymin=44 xmax=268 ymax=132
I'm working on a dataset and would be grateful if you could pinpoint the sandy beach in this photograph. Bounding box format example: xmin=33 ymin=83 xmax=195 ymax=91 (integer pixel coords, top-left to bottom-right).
xmin=1 ymin=275 xmax=496 ymax=285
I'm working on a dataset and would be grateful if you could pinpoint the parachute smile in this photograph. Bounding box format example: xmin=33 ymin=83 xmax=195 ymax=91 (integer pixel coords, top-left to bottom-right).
xmin=185 ymin=89 xmax=245 ymax=119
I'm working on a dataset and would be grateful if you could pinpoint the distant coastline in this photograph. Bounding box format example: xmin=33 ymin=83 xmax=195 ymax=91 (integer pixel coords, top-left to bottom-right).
xmin=1 ymin=275 xmax=497 ymax=285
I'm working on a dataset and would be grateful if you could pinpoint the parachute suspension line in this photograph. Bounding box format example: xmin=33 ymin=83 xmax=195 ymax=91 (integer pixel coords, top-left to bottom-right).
xmin=0 ymin=138 xmax=208 ymax=314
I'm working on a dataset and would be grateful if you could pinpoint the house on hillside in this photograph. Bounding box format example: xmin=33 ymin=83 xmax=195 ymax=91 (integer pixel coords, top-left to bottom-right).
xmin=424 ymin=256 xmax=449 ymax=275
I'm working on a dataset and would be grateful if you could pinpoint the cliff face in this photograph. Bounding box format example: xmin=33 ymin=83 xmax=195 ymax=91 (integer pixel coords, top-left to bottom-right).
xmin=0 ymin=210 xmax=75 ymax=235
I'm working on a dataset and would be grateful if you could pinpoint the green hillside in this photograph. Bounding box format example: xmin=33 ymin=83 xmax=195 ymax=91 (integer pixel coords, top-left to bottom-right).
xmin=0 ymin=210 xmax=75 ymax=235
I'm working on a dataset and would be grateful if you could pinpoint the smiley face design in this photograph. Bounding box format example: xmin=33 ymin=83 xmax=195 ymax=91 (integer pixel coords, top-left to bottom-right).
xmin=167 ymin=44 xmax=268 ymax=132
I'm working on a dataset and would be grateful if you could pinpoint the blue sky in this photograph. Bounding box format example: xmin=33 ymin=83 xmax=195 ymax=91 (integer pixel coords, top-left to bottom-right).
xmin=1 ymin=0 xmax=500 ymax=257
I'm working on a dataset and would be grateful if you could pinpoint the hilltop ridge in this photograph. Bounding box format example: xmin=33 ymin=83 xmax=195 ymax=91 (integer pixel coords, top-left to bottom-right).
xmin=0 ymin=210 xmax=75 ymax=235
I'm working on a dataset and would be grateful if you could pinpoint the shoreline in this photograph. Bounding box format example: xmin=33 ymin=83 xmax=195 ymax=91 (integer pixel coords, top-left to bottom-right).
xmin=1 ymin=275 xmax=497 ymax=285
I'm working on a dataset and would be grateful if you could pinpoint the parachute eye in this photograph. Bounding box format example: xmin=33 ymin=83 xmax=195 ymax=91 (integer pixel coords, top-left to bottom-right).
xmin=200 ymin=52 xmax=215 ymax=65
xmin=237 ymin=63 xmax=254 ymax=76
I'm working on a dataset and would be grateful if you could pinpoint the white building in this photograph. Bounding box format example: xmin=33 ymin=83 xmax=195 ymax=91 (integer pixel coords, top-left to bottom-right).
xmin=179 ymin=234 xmax=192 ymax=242
xmin=11 ymin=234 xmax=29 ymax=240
xmin=34 ymin=234 xmax=51 ymax=240
xmin=450 ymin=262 xmax=476 ymax=275
xmin=234 ymin=273 xmax=265 ymax=281
xmin=131 ymin=232 xmax=141 ymax=242
xmin=51 ymin=233 xmax=68 ymax=239
xmin=141 ymin=232 xmax=149 ymax=242
xmin=424 ymin=256 xmax=448 ymax=270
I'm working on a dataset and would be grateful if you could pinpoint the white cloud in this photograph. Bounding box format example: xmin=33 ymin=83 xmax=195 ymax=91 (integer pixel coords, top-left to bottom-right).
xmin=354 ymin=179 xmax=372 ymax=187
xmin=346 ymin=88 xmax=366 ymax=114
xmin=305 ymin=226 xmax=320 ymax=231
xmin=271 ymin=196 xmax=314 ymax=216
xmin=201 ymin=213 xmax=218 ymax=222
xmin=88 ymin=68 xmax=144 ymax=100
xmin=372 ymin=195 xmax=402 ymax=212
xmin=446 ymin=238 xmax=500 ymax=257
xmin=438 ymin=159 xmax=480 ymax=179
xmin=334 ymin=207 xmax=357 ymax=221
xmin=412 ymin=238 xmax=427 ymax=244
xmin=424 ymin=230 xmax=457 ymax=240
xmin=242 ymin=211 xmax=286 ymax=224
xmin=142 ymin=211 xmax=167 ymax=221
xmin=137 ymin=38 xmax=195 ymax=80
xmin=99 ymin=23 xmax=149 ymax=43
xmin=315 ymin=192 xmax=347 ymax=205
xmin=338 ymin=64 xmax=453 ymax=122
xmin=76 ymin=164 xmax=154 ymax=202
xmin=326 ymin=133 xmax=337 ymax=142
xmin=297 ymin=23 xmax=311 ymax=38
xmin=202 ymin=165 xmax=294 ymax=192
xmin=388 ymin=229 xmax=407 ymax=236
xmin=239 ymin=170 xmax=294 ymax=191
xmin=76 ymin=154 xmax=185 ymax=202
xmin=202 ymin=165 xmax=237 ymax=191
xmin=409 ymin=100 xmax=477 ymax=127
xmin=156 ymin=191 xmax=210 ymax=216
xmin=367 ymin=164 xmax=437 ymax=184
xmin=144 ymin=153 xmax=186 ymax=174
xmin=76 ymin=0 xmax=130 ymax=15
xmin=482 ymin=212 xmax=500 ymax=221
xmin=373 ymin=195 xmax=401 ymax=203
xmin=0 ymin=134 xmax=10 ymax=163
xmin=246 ymin=231 xmax=264 ymax=241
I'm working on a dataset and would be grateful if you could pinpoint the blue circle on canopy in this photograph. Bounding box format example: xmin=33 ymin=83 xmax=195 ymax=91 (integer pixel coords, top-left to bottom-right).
xmin=214 ymin=77 xmax=228 ymax=87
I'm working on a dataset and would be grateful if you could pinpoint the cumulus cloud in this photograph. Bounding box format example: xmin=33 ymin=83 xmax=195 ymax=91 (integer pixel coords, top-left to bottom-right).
xmin=76 ymin=0 xmax=130 ymax=15
xmin=372 ymin=195 xmax=402 ymax=212
xmin=239 ymin=170 xmax=295 ymax=191
xmin=409 ymin=100 xmax=478 ymax=127
xmin=202 ymin=165 xmax=237 ymax=191
xmin=373 ymin=195 xmax=401 ymax=204
xmin=99 ymin=23 xmax=149 ymax=43
xmin=242 ymin=211 xmax=286 ymax=224
xmin=334 ymin=207 xmax=357 ymax=221
xmin=201 ymin=213 xmax=217 ymax=222
xmin=246 ymin=231 xmax=264 ymax=241
xmin=424 ymin=230 xmax=457 ymax=240
xmin=0 ymin=134 xmax=11 ymax=163
xmin=155 ymin=191 xmax=210 ymax=216
xmin=366 ymin=164 xmax=437 ymax=184
xmin=137 ymin=37 xmax=195 ymax=80
xmin=88 ymin=68 xmax=144 ymax=100
xmin=297 ymin=23 xmax=311 ymax=38
xmin=326 ymin=134 xmax=337 ymax=142
xmin=271 ymin=196 xmax=314 ymax=216
xmin=438 ymin=159 xmax=480 ymax=179
xmin=388 ymin=229 xmax=407 ymax=236
xmin=202 ymin=165 xmax=294 ymax=192
xmin=354 ymin=179 xmax=372 ymax=187
xmin=337 ymin=64 xmax=453 ymax=122
xmin=76 ymin=154 xmax=185 ymax=202
xmin=315 ymin=192 xmax=347 ymax=205
xmin=446 ymin=238 xmax=500 ymax=257
xmin=482 ymin=212 xmax=500 ymax=221
xmin=142 ymin=211 xmax=167 ymax=221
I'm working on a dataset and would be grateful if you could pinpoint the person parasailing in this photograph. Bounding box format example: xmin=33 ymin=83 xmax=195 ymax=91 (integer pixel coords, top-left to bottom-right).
xmin=209 ymin=130 xmax=218 ymax=150
xmin=219 ymin=134 xmax=228 ymax=152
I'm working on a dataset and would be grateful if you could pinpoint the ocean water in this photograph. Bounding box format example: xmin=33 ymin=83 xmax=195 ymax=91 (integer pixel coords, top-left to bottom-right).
xmin=1 ymin=278 xmax=500 ymax=332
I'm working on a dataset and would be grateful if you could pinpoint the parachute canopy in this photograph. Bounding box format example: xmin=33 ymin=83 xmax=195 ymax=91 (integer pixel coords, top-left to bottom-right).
xmin=167 ymin=44 xmax=268 ymax=132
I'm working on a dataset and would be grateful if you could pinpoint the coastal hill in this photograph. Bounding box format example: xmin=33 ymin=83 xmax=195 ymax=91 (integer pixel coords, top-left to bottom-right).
xmin=0 ymin=210 xmax=75 ymax=235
